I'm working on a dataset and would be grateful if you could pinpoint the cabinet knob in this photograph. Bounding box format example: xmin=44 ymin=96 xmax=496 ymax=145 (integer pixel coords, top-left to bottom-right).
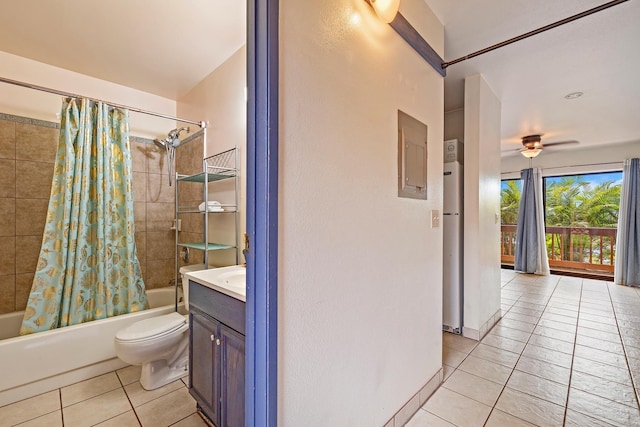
xmin=210 ymin=334 xmax=215 ymax=342
xmin=216 ymin=338 xmax=221 ymax=346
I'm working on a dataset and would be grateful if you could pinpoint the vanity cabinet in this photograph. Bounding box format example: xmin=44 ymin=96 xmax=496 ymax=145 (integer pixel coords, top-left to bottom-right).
xmin=189 ymin=279 xmax=245 ymax=427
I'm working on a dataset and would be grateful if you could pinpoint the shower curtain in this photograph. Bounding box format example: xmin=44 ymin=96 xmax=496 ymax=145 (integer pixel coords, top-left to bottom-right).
xmin=20 ymin=98 xmax=148 ymax=335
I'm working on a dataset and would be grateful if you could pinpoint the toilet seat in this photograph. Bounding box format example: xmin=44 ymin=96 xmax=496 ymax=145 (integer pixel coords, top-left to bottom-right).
xmin=116 ymin=312 xmax=187 ymax=343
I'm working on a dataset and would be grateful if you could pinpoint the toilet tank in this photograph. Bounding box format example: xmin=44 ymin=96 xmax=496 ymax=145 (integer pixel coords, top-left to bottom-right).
xmin=179 ymin=264 xmax=209 ymax=309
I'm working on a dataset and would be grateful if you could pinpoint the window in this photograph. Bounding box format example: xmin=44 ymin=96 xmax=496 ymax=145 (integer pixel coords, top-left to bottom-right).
xmin=500 ymin=179 xmax=522 ymax=225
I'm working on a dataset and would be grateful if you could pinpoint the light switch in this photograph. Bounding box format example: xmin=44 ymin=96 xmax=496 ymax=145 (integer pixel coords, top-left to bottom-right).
xmin=431 ymin=210 xmax=440 ymax=228
xmin=495 ymin=212 xmax=500 ymax=224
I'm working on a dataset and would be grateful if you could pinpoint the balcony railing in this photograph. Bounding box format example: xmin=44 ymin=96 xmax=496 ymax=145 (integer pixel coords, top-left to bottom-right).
xmin=501 ymin=224 xmax=616 ymax=274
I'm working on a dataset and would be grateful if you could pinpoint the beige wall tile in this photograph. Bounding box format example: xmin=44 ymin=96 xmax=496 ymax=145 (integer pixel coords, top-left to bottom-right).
xmin=15 ymin=198 xmax=48 ymax=236
xmin=130 ymin=141 xmax=148 ymax=173
xmin=15 ymin=235 xmax=41 ymax=274
xmin=146 ymin=173 xmax=174 ymax=203
xmin=146 ymin=259 xmax=174 ymax=289
xmin=0 ymin=159 xmax=16 ymax=198
xmin=0 ymin=274 xmax=16 ymax=314
xmin=132 ymin=172 xmax=146 ymax=202
xmin=146 ymin=203 xmax=175 ymax=232
xmin=16 ymin=273 xmax=34 ymax=311
xmin=146 ymin=148 xmax=166 ymax=175
xmin=0 ymin=197 xmax=15 ymax=236
xmin=134 ymin=202 xmax=146 ymax=232
xmin=15 ymin=160 xmax=54 ymax=199
xmin=0 ymin=120 xmax=16 ymax=159
xmin=15 ymin=123 xmax=58 ymax=163
xmin=147 ymin=231 xmax=175 ymax=260
xmin=135 ymin=231 xmax=146 ymax=262
xmin=0 ymin=236 xmax=15 ymax=276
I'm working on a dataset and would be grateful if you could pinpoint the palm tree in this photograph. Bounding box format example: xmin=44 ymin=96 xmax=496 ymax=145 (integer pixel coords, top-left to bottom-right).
xmin=500 ymin=180 xmax=521 ymax=225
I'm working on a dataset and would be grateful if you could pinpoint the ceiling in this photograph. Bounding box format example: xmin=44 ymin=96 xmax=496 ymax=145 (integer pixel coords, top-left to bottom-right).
xmin=424 ymin=0 xmax=640 ymax=155
xmin=0 ymin=1 xmax=637 ymax=155
xmin=0 ymin=0 xmax=246 ymax=100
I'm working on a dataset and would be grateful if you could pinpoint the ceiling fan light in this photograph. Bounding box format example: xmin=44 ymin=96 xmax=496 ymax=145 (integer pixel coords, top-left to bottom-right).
xmin=521 ymin=147 xmax=542 ymax=158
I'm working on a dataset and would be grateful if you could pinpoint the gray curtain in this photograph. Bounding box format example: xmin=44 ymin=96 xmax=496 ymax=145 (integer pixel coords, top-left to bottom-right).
xmin=515 ymin=168 xmax=550 ymax=275
xmin=615 ymin=158 xmax=640 ymax=286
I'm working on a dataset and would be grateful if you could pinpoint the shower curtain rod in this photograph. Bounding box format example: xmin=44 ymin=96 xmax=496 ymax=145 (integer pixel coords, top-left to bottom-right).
xmin=0 ymin=76 xmax=206 ymax=128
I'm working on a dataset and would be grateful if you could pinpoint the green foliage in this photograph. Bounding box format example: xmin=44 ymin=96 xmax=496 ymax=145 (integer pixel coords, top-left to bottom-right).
xmin=500 ymin=180 xmax=521 ymax=225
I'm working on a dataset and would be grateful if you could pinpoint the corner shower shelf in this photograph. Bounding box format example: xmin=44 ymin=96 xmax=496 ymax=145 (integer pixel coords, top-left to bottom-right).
xmin=174 ymin=146 xmax=239 ymax=269
xmin=177 ymin=242 xmax=235 ymax=251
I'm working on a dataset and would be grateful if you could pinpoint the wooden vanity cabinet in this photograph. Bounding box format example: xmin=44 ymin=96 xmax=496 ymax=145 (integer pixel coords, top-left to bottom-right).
xmin=189 ymin=280 xmax=245 ymax=427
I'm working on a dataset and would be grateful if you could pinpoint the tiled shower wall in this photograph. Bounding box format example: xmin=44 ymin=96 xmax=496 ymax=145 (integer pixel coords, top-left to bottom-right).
xmin=0 ymin=113 xmax=176 ymax=315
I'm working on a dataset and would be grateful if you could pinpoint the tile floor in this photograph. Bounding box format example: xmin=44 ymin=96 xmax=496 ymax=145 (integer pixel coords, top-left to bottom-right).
xmin=0 ymin=366 xmax=208 ymax=427
xmin=408 ymin=269 xmax=640 ymax=426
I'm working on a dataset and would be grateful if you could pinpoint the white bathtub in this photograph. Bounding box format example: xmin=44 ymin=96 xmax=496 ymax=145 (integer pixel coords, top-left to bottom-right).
xmin=0 ymin=287 xmax=184 ymax=407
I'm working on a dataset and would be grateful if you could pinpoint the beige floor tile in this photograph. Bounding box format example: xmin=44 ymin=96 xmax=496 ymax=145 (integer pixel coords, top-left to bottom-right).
xmin=522 ymin=343 xmax=573 ymax=368
xmin=14 ymin=410 xmax=62 ymax=427
xmin=508 ymin=305 xmax=543 ymax=318
xmin=443 ymin=369 xmax=503 ymax=407
xmin=572 ymin=356 xmax=633 ymax=386
xmin=533 ymin=325 xmax=575 ymax=343
xmin=406 ymin=409 xmax=455 ymax=427
xmin=442 ymin=364 xmax=455 ymax=381
xmin=495 ymin=387 xmax=565 ymax=426
xmin=423 ymin=387 xmax=491 ymax=427
xmin=125 ymin=378 xmax=185 ymax=408
xmin=93 ymin=410 xmax=141 ymax=427
xmin=497 ymin=318 xmax=536 ymax=333
xmin=574 ymin=344 xmax=628 ymax=368
xmin=505 ymin=370 xmax=568 ymax=406
xmin=488 ymin=325 xmax=531 ymax=343
xmin=480 ymin=333 xmax=526 ymax=354
xmin=565 ymin=409 xmax=617 ymax=426
xmin=484 ymin=409 xmax=536 ymax=427
xmin=577 ymin=325 xmax=621 ymax=344
xmin=135 ymin=387 xmax=197 ymax=427
xmin=443 ymin=332 xmax=478 ymax=354
xmin=540 ymin=312 xmax=578 ymax=325
xmin=514 ymin=355 xmax=571 ymax=386
xmin=544 ymin=306 xmax=579 ymax=319
xmin=63 ymin=388 xmax=132 ymax=427
xmin=61 ymin=372 xmax=122 ymax=407
xmin=470 ymin=343 xmax=520 ymax=368
xmin=117 ymin=365 xmax=143 ymax=386
xmin=568 ymin=388 xmax=640 ymax=426
xmin=0 ymin=390 xmax=60 ymax=426
xmin=443 ymin=346 xmax=468 ymax=368
xmin=458 ymin=355 xmax=513 ymax=385
xmin=576 ymin=333 xmax=623 ymax=353
xmin=527 ymin=333 xmax=575 ymax=355
xmin=570 ymin=370 xmax=638 ymax=408
xmin=502 ymin=311 xmax=539 ymax=325
xmin=171 ymin=413 xmax=210 ymax=427
xmin=579 ymin=312 xmax=616 ymax=325
xmin=579 ymin=318 xmax=619 ymax=334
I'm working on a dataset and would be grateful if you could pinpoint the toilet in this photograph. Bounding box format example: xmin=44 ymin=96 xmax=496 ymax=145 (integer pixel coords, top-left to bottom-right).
xmin=114 ymin=264 xmax=204 ymax=390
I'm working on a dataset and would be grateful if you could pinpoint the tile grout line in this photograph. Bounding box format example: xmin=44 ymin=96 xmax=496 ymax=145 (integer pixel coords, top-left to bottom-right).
xmin=561 ymin=276 xmax=583 ymax=426
xmin=482 ymin=274 xmax=563 ymax=427
xmin=59 ymin=388 xmax=65 ymax=427
xmin=115 ymin=369 xmax=143 ymax=427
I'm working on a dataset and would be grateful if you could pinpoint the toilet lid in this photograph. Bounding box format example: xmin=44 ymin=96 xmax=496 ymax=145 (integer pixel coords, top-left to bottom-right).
xmin=116 ymin=312 xmax=186 ymax=341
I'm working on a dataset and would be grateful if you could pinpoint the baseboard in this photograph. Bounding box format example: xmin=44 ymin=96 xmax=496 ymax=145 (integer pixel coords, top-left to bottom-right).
xmin=462 ymin=309 xmax=502 ymax=342
xmin=383 ymin=368 xmax=443 ymax=427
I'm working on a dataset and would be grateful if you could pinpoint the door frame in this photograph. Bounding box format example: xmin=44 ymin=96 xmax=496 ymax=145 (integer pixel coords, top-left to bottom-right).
xmin=246 ymin=0 xmax=279 ymax=425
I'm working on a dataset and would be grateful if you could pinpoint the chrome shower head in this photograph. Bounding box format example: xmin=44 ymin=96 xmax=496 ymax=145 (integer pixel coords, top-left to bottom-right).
xmin=153 ymin=139 xmax=166 ymax=149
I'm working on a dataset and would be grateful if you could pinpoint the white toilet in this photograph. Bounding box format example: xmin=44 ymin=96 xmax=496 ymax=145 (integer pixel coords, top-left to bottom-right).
xmin=114 ymin=264 xmax=203 ymax=390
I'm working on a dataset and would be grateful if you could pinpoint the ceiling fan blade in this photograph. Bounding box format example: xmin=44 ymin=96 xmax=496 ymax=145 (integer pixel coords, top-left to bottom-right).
xmin=543 ymin=140 xmax=579 ymax=147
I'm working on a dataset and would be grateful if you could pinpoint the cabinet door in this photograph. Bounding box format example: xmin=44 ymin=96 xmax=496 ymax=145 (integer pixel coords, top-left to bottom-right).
xmin=190 ymin=310 xmax=220 ymax=424
xmin=220 ymin=325 xmax=245 ymax=427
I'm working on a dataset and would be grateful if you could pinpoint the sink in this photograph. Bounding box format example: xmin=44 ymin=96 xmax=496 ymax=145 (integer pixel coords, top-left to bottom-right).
xmin=185 ymin=265 xmax=247 ymax=301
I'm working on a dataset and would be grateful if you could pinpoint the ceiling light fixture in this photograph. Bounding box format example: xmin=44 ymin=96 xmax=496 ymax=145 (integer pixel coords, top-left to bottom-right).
xmin=564 ymin=91 xmax=584 ymax=99
xmin=520 ymin=148 xmax=542 ymax=158
xmin=369 ymin=0 xmax=400 ymax=23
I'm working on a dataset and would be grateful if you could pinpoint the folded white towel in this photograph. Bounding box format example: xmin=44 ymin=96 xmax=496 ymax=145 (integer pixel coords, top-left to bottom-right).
xmin=198 ymin=201 xmax=224 ymax=212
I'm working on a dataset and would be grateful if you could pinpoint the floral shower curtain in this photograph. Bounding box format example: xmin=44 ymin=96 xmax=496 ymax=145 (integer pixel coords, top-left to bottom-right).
xmin=20 ymin=98 xmax=148 ymax=335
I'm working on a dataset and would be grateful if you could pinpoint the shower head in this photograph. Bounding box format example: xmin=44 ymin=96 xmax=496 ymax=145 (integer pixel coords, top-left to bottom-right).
xmin=153 ymin=139 xmax=166 ymax=149
xmin=168 ymin=127 xmax=189 ymax=141
xmin=164 ymin=127 xmax=189 ymax=148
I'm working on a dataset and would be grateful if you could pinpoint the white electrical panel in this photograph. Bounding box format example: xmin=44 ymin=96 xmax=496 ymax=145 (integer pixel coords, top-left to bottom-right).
xmin=444 ymin=139 xmax=464 ymax=164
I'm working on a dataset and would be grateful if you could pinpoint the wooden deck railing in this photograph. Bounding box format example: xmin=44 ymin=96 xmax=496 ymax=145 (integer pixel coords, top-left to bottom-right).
xmin=501 ymin=224 xmax=616 ymax=274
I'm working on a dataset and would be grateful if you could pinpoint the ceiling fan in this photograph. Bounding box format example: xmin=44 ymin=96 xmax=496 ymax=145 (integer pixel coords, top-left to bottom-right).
xmin=517 ymin=134 xmax=578 ymax=158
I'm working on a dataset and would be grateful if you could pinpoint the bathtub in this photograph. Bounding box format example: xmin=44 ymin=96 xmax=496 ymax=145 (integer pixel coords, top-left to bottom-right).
xmin=0 ymin=287 xmax=184 ymax=407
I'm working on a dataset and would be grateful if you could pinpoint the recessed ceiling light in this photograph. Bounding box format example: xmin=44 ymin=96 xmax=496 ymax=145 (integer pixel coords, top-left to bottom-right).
xmin=564 ymin=91 xmax=584 ymax=99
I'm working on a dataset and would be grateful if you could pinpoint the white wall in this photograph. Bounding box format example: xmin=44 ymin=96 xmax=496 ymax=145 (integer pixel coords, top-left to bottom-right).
xmin=279 ymin=0 xmax=444 ymax=424
xmin=177 ymin=45 xmax=247 ymax=266
xmin=444 ymin=108 xmax=464 ymax=143
xmin=0 ymin=51 xmax=176 ymax=138
xmin=463 ymin=74 xmax=502 ymax=339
